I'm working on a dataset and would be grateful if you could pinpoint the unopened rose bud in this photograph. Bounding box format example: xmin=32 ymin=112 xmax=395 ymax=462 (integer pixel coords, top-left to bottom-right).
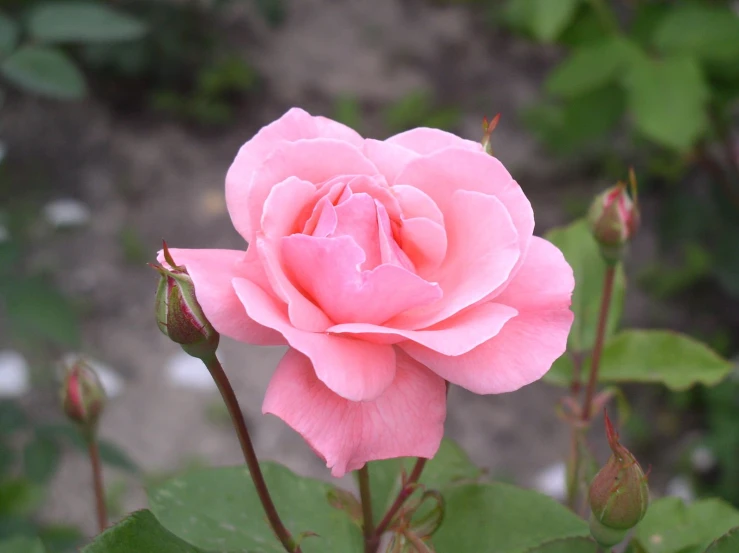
xmin=588 ymin=412 xmax=649 ymax=548
xmin=587 ymin=169 xmax=639 ymax=264
xmin=481 ymin=113 xmax=500 ymax=156
xmin=152 ymin=243 xmax=219 ymax=361
xmin=61 ymin=359 xmax=106 ymax=438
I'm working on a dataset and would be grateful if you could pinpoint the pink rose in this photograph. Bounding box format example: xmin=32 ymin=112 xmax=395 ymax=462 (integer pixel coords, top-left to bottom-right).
xmin=161 ymin=108 xmax=574 ymax=477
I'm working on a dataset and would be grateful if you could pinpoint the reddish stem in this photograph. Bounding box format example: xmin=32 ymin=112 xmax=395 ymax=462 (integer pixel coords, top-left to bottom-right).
xmin=205 ymin=355 xmax=299 ymax=553
xmin=358 ymin=465 xmax=375 ymax=553
xmin=88 ymin=439 xmax=108 ymax=533
xmin=582 ymin=265 xmax=616 ymax=422
xmin=367 ymin=458 xmax=427 ymax=552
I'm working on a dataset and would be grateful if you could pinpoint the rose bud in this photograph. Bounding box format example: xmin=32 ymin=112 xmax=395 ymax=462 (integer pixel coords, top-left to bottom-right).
xmin=588 ymin=412 xmax=649 ymax=548
xmin=481 ymin=113 xmax=500 ymax=156
xmin=152 ymin=242 xmax=220 ymax=361
xmin=587 ymin=170 xmax=639 ymax=264
xmin=61 ymin=359 xmax=106 ymax=439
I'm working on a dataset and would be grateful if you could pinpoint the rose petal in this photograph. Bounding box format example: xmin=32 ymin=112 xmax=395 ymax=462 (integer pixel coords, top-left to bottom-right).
xmin=399 ymin=217 xmax=447 ymax=275
xmin=157 ymin=248 xmax=284 ymax=345
xmin=257 ymin=237 xmax=333 ymax=332
xmin=363 ymin=139 xmax=420 ymax=185
xmin=233 ymin=277 xmax=396 ymax=401
xmin=386 ymin=127 xmax=484 ymax=155
xmin=263 ymin=348 xmax=446 ymax=477
xmin=389 ymin=190 xmax=519 ymax=329
xmin=394 ymin=148 xmax=533 ymax=268
xmin=401 ymin=237 xmax=574 ymax=393
xmin=329 ymin=302 xmax=518 ymax=356
xmin=225 ymin=108 xmax=363 ymax=239
xmin=228 ymin=138 xmax=378 ymax=241
xmin=392 ymin=184 xmax=444 ymax=226
xmin=261 ymin=177 xmax=317 ymax=238
xmin=333 ymin=193 xmax=381 ymax=269
xmin=281 ymin=234 xmax=442 ymax=325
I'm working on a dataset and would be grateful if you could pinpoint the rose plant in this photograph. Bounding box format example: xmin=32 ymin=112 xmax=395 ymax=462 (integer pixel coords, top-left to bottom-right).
xmin=63 ymin=109 xmax=739 ymax=553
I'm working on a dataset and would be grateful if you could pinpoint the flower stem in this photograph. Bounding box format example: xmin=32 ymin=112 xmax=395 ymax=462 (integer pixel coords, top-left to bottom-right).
xmin=88 ymin=438 xmax=107 ymax=533
xmin=203 ymin=354 xmax=299 ymax=553
xmin=566 ymin=428 xmax=582 ymax=510
xmin=358 ymin=465 xmax=375 ymax=552
xmin=367 ymin=458 xmax=427 ymax=552
xmin=582 ymin=265 xmax=616 ymax=422
xmin=567 ymin=265 xmax=617 ymax=510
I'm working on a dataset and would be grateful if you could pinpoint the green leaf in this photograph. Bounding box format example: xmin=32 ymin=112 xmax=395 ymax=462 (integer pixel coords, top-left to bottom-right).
xmin=82 ymin=510 xmax=205 ymax=553
xmin=531 ymin=0 xmax=580 ymax=43
xmin=545 ymin=219 xmax=626 ymax=354
xmin=29 ymin=2 xmax=146 ymax=44
xmin=0 ymin=536 xmax=45 ymax=553
xmin=1 ymin=276 xmax=81 ymax=347
xmin=597 ymin=330 xmax=733 ymax=390
xmin=23 ymin=434 xmax=61 ymax=484
xmin=0 ymin=13 xmax=18 ymax=57
xmin=652 ymin=6 xmax=739 ymax=65
xmin=546 ymin=37 xmax=639 ymax=97
xmin=526 ymin=537 xmax=599 ymax=552
xmin=0 ymin=46 xmax=86 ymax=100
xmin=432 ymin=482 xmax=588 ymax=552
xmin=630 ymin=497 xmax=739 ymax=553
xmin=38 ymin=525 xmax=85 ymax=553
xmin=96 ymin=440 xmax=139 ymax=474
xmin=0 ymin=400 xmax=27 ymax=433
xmin=366 ymin=438 xmax=482 ymax=522
xmin=624 ymin=54 xmax=709 ymax=152
xmin=148 ymin=462 xmax=363 ymax=552
xmin=706 ymin=527 xmax=739 ymax=553
xmin=0 ymin=478 xmax=44 ymax=516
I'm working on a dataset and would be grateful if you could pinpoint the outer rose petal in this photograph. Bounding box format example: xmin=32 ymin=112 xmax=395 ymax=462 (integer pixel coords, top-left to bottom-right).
xmin=228 ymin=138 xmax=378 ymax=241
xmin=401 ymin=237 xmax=574 ymax=394
xmin=157 ymin=248 xmax=285 ymax=345
xmin=233 ymin=277 xmax=397 ymax=402
xmin=386 ymin=127 xmax=484 ymax=155
xmin=263 ymin=348 xmax=446 ymax=477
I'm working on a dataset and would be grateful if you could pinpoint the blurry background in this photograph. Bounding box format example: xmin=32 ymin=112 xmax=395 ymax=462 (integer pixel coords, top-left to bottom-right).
xmin=1 ymin=0 xmax=738 ymax=549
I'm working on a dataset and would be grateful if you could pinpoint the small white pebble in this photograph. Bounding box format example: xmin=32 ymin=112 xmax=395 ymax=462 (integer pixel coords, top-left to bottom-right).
xmin=43 ymin=199 xmax=92 ymax=229
xmin=666 ymin=476 xmax=695 ymax=503
xmin=532 ymin=462 xmax=567 ymax=501
xmin=0 ymin=223 xmax=9 ymax=243
xmin=165 ymin=351 xmax=216 ymax=391
xmin=0 ymin=350 xmax=30 ymax=398
xmin=690 ymin=446 xmax=717 ymax=473
xmin=60 ymin=353 xmax=125 ymax=398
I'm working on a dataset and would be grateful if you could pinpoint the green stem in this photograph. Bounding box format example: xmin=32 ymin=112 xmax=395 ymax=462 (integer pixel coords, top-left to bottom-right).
xmin=582 ymin=265 xmax=617 ymax=422
xmin=204 ymin=354 xmax=299 ymax=553
xmin=88 ymin=438 xmax=107 ymax=533
xmin=566 ymin=428 xmax=583 ymax=510
xmin=367 ymin=458 xmax=427 ymax=552
xmin=358 ymin=465 xmax=375 ymax=553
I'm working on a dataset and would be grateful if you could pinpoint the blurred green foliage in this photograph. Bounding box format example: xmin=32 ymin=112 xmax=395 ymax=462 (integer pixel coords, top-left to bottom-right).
xmin=501 ymin=0 xmax=739 ymax=302
xmin=0 ymin=1 xmax=147 ymax=99
xmin=0 ymin=400 xmax=138 ymax=552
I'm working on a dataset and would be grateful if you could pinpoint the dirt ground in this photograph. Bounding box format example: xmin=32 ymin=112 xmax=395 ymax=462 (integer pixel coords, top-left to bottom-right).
xmin=1 ymin=0 xmax=684 ymax=536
